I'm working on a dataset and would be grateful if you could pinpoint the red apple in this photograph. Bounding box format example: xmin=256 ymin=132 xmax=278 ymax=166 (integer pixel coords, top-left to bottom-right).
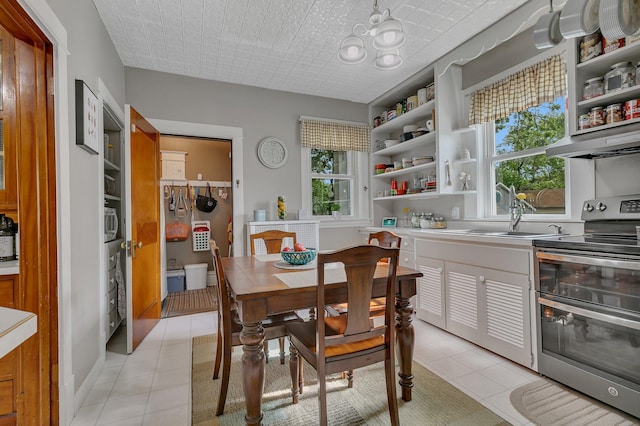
xmin=294 ymin=242 xmax=306 ymax=252
xmin=282 ymin=247 xmax=292 ymax=252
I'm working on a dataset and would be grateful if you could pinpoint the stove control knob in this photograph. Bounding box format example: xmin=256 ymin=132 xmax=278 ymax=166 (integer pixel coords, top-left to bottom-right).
xmin=584 ymin=203 xmax=594 ymax=212
xmin=596 ymin=202 xmax=607 ymax=212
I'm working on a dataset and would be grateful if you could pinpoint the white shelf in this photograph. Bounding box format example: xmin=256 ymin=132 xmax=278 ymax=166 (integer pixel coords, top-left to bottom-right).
xmin=373 ymin=191 xmax=439 ymax=201
xmin=0 ymin=307 xmax=37 ymax=359
xmin=577 ymin=85 xmax=640 ymax=110
xmin=104 ymin=194 xmax=121 ymax=201
xmin=160 ymin=179 xmax=232 ymax=187
xmin=576 ymin=42 xmax=640 ymax=76
xmin=104 ymin=159 xmax=120 ymax=172
xmin=373 ymin=162 xmax=436 ymax=179
xmin=574 ymin=116 xmax=640 ymax=136
xmin=371 ymin=100 xmax=435 ymax=135
xmin=452 ymin=158 xmax=477 ymax=165
xmin=372 ymin=132 xmax=436 ymax=156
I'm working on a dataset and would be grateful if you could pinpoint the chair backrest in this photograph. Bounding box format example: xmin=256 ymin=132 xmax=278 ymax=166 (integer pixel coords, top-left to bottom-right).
xmin=210 ymin=240 xmax=233 ymax=337
xmin=316 ymin=245 xmax=399 ymax=352
xmin=368 ymin=230 xmax=401 ymax=248
xmin=250 ymin=230 xmax=297 ymax=255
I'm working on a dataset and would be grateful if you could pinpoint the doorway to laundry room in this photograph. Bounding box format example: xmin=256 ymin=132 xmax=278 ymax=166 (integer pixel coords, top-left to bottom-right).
xmin=160 ymin=135 xmax=231 ymax=317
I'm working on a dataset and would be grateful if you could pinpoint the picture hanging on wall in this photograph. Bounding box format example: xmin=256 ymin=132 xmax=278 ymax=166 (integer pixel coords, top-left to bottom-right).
xmin=75 ymin=79 xmax=100 ymax=155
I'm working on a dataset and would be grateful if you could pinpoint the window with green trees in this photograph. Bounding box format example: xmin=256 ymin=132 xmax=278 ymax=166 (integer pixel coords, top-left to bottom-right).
xmin=489 ymin=98 xmax=566 ymax=215
xmin=311 ymin=149 xmax=352 ymax=216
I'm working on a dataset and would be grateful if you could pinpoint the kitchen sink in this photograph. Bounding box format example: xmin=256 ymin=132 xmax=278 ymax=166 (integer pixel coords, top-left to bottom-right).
xmin=467 ymin=230 xmax=558 ymax=238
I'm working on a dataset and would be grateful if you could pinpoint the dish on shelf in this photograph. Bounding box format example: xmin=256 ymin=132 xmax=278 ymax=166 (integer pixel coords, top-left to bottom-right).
xmin=385 ymin=139 xmax=399 ymax=148
xmin=396 ymin=189 xmax=407 ymax=195
xmin=400 ymin=132 xmax=414 ymax=142
xmin=412 ymin=156 xmax=434 ymax=166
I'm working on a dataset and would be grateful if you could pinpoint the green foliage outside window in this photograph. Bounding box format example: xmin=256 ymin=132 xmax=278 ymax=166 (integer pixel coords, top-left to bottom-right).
xmin=311 ymin=149 xmax=350 ymax=216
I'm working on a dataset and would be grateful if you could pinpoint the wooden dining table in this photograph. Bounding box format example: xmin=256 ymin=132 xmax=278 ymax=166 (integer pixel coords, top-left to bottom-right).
xmin=222 ymin=253 xmax=423 ymax=426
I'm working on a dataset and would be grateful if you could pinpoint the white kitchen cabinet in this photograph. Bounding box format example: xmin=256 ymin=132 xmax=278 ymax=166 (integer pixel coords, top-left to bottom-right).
xmin=105 ymin=238 xmax=124 ymax=339
xmin=415 ymin=237 xmax=533 ymax=368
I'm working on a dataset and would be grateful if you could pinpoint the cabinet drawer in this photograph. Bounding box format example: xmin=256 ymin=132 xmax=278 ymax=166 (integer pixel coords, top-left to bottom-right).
xmin=107 ymin=287 xmax=117 ymax=312
xmin=0 ymin=276 xmax=18 ymax=307
xmin=106 ymin=243 xmax=121 ymax=270
xmin=106 ymin=267 xmax=117 ymax=292
xmin=415 ymin=239 xmax=530 ymax=274
xmin=0 ymin=379 xmax=15 ymax=415
xmin=400 ymin=237 xmax=414 ymax=252
xmin=108 ymin=308 xmax=120 ymax=336
xmin=399 ymin=250 xmax=415 ymax=268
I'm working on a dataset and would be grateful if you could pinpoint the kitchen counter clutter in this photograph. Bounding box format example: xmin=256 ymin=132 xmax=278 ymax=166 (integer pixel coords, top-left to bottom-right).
xmin=0 ymin=307 xmax=37 ymax=359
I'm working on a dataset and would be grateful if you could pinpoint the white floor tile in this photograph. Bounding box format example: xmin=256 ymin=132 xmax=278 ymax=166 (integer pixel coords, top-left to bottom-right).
xmin=83 ymin=381 xmax=116 ymax=406
xmin=479 ymin=363 xmax=535 ymax=390
xmin=451 ymin=371 xmax=507 ymax=400
xmin=145 ymin=384 xmax=190 ymax=414
xmin=151 ymin=367 xmax=190 ymax=391
xmin=425 ymin=356 xmax=474 ymax=380
xmin=71 ymin=402 xmax=104 ymax=426
xmin=97 ymin=393 xmax=148 ymax=425
xmin=109 ymin=373 xmax=154 ymax=400
xmin=484 ymin=388 xmax=531 ymax=425
xmin=142 ymin=406 xmax=189 ymax=426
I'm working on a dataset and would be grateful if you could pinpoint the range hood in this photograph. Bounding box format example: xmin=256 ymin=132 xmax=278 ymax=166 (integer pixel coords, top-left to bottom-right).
xmin=546 ymin=125 xmax=640 ymax=159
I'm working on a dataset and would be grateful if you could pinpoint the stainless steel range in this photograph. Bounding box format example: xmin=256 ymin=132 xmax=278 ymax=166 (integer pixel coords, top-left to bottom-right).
xmin=533 ymin=195 xmax=640 ymax=419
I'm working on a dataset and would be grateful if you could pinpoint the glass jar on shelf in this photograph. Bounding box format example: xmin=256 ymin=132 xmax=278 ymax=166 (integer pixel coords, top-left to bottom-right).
xmin=604 ymin=61 xmax=634 ymax=93
xmin=583 ymin=77 xmax=604 ymax=100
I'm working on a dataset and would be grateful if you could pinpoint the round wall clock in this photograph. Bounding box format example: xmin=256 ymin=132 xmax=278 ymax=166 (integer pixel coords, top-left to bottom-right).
xmin=257 ymin=137 xmax=288 ymax=169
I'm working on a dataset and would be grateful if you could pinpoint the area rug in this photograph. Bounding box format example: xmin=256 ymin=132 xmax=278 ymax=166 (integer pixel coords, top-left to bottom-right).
xmin=161 ymin=287 xmax=217 ymax=318
xmin=510 ymin=379 xmax=640 ymax=425
xmin=192 ymin=334 xmax=509 ymax=425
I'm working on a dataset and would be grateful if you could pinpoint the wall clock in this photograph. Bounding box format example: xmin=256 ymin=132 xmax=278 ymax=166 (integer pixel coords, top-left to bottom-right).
xmin=257 ymin=137 xmax=288 ymax=169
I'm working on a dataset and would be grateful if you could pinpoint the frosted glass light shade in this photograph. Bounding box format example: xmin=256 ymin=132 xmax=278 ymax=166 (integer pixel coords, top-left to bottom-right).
xmin=337 ymin=34 xmax=367 ymax=64
xmin=373 ymin=49 xmax=402 ymax=70
xmin=372 ymin=16 xmax=406 ymax=50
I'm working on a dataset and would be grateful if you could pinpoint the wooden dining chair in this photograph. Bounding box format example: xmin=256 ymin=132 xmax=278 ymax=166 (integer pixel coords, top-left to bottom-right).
xmin=325 ymin=230 xmax=401 ymax=317
xmin=250 ymin=229 xmax=297 ymax=255
xmin=286 ymin=244 xmax=401 ymax=426
xmin=209 ymin=240 xmax=302 ymax=416
xmin=249 ymin=229 xmax=300 ymax=358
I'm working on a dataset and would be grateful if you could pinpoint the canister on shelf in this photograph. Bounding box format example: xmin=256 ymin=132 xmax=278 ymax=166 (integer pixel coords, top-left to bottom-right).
xmin=589 ymin=106 xmax=605 ymax=127
xmin=583 ymin=77 xmax=604 ymax=100
xmin=417 ymin=88 xmax=427 ymax=105
xmin=605 ymin=61 xmax=634 ymax=93
xmin=373 ymin=116 xmax=382 ymax=128
xmin=395 ymin=102 xmax=404 ymax=116
xmin=387 ymin=110 xmax=397 ymax=121
xmin=605 ymin=103 xmax=623 ymax=124
xmin=603 ymin=36 xmax=625 ymax=54
xmin=578 ymin=113 xmax=591 ymax=130
xmin=406 ymin=95 xmax=419 ymax=111
xmin=379 ymin=111 xmax=387 ymax=124
xmin=580 ymin=33 xmax=602 ymax=62
xmin=625 ymin=99 xmax=640 ymax=120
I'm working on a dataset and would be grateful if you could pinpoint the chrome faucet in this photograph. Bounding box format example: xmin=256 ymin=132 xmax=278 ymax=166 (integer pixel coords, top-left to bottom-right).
xmin=508 ymin=185 xmax=524 ymax=232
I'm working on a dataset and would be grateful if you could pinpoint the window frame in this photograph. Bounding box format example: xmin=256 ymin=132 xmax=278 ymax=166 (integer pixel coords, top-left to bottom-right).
xmin=301 ymin=147 xmax=370 ymax=225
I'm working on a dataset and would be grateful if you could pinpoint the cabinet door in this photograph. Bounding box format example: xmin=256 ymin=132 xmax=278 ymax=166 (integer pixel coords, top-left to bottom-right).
xmin=479 ymin=268 xmax=531 ymax=367
xmin=445 ymin=262 xmax=479 ymax=342
xmin=415 ymin=257 xmax=445 ymax=328
xmin=0 ymin=27 xmax=18 ymax=209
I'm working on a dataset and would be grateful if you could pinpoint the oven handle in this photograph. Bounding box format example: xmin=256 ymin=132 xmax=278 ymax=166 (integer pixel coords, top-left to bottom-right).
xmin=539 ymin=297 xmax=640 ymax=331
xmin=536 ymin=251 xmax=640 ymax=271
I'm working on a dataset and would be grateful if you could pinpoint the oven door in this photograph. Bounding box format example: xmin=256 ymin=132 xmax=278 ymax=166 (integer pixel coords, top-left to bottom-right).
xmin=535 ymin=248 xmax=640 ymax=417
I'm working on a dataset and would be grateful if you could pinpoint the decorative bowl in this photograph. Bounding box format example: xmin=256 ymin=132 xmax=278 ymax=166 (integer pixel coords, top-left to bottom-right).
xmin=281 ymin=248 xmax=317 ymax=265
xmin=384 ymin=139 xmax=399 ymax=148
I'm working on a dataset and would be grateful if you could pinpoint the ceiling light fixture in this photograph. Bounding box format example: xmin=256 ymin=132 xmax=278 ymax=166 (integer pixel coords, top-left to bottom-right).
xmin=337 ymin=0 xmax=406 ymax=70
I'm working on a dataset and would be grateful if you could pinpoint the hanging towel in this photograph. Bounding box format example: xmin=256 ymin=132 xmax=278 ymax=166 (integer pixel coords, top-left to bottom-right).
xmin=115 ymin=249 xmax=126 ymax=320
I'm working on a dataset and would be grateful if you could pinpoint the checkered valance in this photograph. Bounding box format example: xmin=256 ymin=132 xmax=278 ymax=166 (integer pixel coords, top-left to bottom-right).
xmin=469 ymin=54 xmax=566 ymax=125
xmin=300 ymin=118 xmax=370 ymax=152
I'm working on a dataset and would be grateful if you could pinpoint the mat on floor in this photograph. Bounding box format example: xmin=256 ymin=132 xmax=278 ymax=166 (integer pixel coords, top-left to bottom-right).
xmin=161 ymin=287 xmax=217 ymax=318
xmin=191 ymin=333 xmax=510 ymax=426
xmin=510 ymin=378 xmax=640 ymax=425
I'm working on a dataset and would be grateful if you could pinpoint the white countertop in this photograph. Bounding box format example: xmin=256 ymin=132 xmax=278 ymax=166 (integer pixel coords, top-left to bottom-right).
xmin=0 ymin=307 xmax=37 ymax=359
xmin=0 ymin=260 xmax=19 ymax=276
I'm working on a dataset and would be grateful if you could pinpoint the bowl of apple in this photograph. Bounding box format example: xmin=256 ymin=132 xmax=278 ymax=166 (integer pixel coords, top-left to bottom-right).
xmin=281 ymin=243 xmax=317 ymax=265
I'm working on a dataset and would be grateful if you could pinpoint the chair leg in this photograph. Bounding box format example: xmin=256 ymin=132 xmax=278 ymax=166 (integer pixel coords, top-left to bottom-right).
xmin=318 ymin=365 xmax=327 ymax=426
xmin=289 ymin=343 xmax=300 ymax=404
xmin=299 ymin=357 xmax=304 ymax=394
xmin=264 ymin=340 xmax=269 ymax=363
xmin=384 ymin=357 xmax=400 ymax=426
xmin=347 ymin=369 xmax=354 ymax=388
xmin=279 ymin=337 xmax=286 ymax=364
xmin=212 ymin=327 xmax=222 ymax=380
xmin=215 ymin=336 xmax=233 ymax=416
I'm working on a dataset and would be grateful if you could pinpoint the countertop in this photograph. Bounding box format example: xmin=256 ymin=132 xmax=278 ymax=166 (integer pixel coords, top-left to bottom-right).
xmin=0 ymin=260 xmax=19 ymax=276
xmin=0 ymin=307 xmax=37 ymax=359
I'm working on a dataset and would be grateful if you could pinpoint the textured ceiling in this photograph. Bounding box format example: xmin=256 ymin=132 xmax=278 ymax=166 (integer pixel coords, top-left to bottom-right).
xmin=92 ymin=0 xmax=529 ymax=104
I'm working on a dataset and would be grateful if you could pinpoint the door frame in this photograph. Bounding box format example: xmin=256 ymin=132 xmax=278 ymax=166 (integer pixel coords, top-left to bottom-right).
xmin=148 ymin=120 xmax=245 ymax=273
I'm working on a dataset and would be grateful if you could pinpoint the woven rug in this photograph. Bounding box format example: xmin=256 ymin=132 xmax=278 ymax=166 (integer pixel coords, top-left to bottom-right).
xmin=161 ymin=287 xmax=217 ymax=318
xmin=510 ymin=379 xmax=640 ymax=425
xmin=192 ymin=334 xmax=509 ymax=425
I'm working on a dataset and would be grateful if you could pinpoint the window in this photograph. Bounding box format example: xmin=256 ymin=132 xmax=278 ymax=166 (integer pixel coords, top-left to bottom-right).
xmin=300 ymin=117 xmax=370 ymax=222
xmin=487 ymin=98 xmax=566 ymax=216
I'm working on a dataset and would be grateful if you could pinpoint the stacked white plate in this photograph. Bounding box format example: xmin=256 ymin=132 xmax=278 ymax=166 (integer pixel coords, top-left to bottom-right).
xmin=559 ymin=0 xmax=600 ymax=38
xmin=600 ymin=0 xmax=640 ymax=41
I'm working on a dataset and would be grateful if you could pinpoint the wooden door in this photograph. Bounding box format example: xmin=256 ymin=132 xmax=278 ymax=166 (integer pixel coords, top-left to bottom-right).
xmin=124 ymin=106 xmax=161 ymax=352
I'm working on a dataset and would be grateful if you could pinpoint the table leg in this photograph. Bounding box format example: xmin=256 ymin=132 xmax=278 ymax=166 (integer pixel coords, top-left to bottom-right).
xmin=240 ymin=321 xmax=265 ymax=425
xmin=395 ymin=295 xmax=414 ymax=401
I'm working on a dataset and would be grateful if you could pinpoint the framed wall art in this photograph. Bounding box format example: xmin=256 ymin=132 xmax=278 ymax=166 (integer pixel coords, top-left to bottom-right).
xmin=75 ymin=79 xmax=100 ymax=155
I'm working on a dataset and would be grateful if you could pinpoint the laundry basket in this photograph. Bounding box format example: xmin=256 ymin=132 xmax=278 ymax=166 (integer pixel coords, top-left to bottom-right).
xmin=192 ymin=220 xmax=211 ymax=252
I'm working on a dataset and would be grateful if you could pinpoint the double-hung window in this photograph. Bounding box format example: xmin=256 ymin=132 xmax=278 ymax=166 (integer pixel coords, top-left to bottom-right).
xmin=300 ymin=117 xmax=369 ymax=221
xmin=469 ymin=53 xmax=567 ymax=217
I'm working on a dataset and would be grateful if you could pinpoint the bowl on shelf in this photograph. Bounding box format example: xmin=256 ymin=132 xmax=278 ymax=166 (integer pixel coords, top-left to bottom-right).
xmin=281 ymin=248 xmax=317 ymax=265
xmin=396 ymin=189 xmax=407 ymax=195
xmin=412 ymin=156 xmax=435 ymax=166
xmin=384 ymin=139 xmax=400 ymax=148
xmin=400 ymin=132 xmax=414 ymax=142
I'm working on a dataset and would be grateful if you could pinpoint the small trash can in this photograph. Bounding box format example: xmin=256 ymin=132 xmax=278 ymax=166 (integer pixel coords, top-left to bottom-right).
xmin=207 ymin=271 xmax=217 ymax=287
xmin=166 ymin=269 xmax=185 ymax=293
xmin=185 ymin=263 xmax=208 ymax=290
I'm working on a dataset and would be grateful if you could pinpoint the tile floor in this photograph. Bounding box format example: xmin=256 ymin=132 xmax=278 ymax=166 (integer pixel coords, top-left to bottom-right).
xmin=71 ymin=312 xmax=540 ymax=425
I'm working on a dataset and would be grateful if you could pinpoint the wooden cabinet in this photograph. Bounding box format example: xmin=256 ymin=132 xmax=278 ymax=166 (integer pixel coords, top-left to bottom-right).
xmin=415 ymin=237 xmax=534 ymax=368
xmin=0 ymin=26 xmax=18 ymax=210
